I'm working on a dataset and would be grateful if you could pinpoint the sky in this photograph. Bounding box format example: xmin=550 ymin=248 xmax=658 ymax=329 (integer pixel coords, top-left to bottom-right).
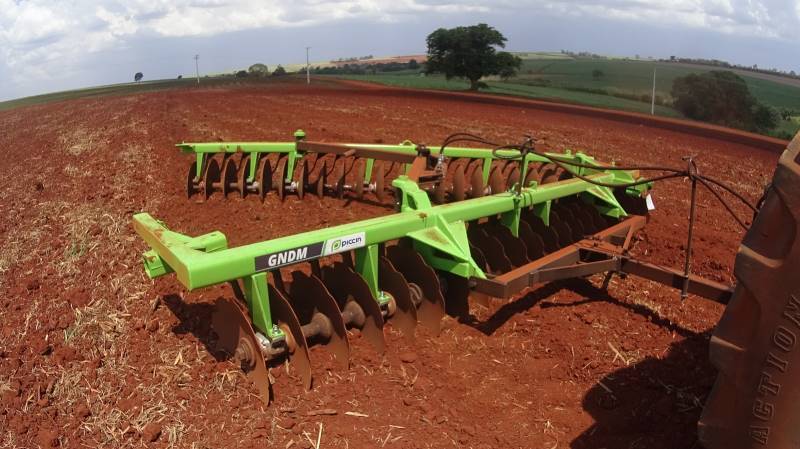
xmin=1 ymin=0 xmax=799 ymax=101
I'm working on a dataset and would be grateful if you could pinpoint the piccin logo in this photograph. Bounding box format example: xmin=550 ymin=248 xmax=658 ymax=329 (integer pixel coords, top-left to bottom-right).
xmin=324 ymin=232 xmax=365 ymax=255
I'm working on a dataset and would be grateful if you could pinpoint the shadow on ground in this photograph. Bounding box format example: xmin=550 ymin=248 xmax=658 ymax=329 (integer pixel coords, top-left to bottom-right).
xmin=162 ymin=293 xmax=228 ymax=362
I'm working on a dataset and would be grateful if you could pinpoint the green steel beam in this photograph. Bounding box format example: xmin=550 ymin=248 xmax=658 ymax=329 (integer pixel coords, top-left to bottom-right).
xmin=134 ymin=171 xmax=630 ymax=291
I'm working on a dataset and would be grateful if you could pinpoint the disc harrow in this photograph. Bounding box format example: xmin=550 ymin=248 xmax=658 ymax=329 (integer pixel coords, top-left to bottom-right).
xmin=182 ymin=129 xmax=581 ymax=206
xmin=137 ymin=134 xmax=705 ymax=403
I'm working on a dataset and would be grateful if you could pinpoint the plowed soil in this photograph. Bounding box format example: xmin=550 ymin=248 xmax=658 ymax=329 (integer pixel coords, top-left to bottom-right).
xmin=0 ymin=78 xmax=783 ymax=449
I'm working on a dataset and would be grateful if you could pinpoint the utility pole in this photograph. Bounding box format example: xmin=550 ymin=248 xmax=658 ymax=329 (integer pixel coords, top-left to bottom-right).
xmin=650 ymin=66 xmax=657 ymax=115
xmin=306 ymin=47 xmax=311 ymax=85
xmin=194 ymin=54 xmax=200 ymax=84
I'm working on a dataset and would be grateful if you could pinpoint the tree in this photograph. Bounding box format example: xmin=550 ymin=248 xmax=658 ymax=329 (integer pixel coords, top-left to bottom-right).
xmin=248 ymin=63 xmax=269 ymax=77
xmin=671 ymin=70 xmax=777 ymax=133
xmin=235 ymin=70 xmax=248 ymax=78
xmin=425 ymin=23 xmax=522 ymax=90
xmin=591 ymin=69 xmax=604 ymax=80
xmin=134 ymin=72 xmax=143 ymax=82
xmin=408 ymin=59 xmax=419 ymax=70
xmin=272 ymin=65 xmax=287 ymax=76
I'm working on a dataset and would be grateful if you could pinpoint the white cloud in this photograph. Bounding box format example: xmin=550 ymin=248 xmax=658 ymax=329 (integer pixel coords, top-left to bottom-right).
xmin=0 ymin=0 xmax=488 ymax=86
xmin=0 ymin=0 xmax=797 ymax=97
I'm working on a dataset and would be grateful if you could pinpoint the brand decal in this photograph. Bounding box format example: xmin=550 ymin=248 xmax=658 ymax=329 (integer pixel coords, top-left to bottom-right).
xmin=255 ymin=242 xmax=324 ymax=271
xmin=254 ymin=232 xmax=366 ymax=271
xmin=324 ymin=232 xmax=366 ymax=255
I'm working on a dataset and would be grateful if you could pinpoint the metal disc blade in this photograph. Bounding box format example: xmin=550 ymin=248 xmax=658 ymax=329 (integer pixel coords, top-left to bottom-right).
xmin=488 ymin=163 xmax=506 ymax=194
xmin=518 ymin=220 xmax=545 ymax=260
xmin=567 ymin=201 xmax=596 ymax=235
xmin=549 ymin=211 xmax=574 ymax=247
xmin=331 ymin=163 xmax=345 ymax=199
xmin=539 ymin=164 xmax=560 ymax=184
xmin=256 ymin=157 xmax=271 ymax=201
xmin=386 ymin=245 xmax=446 ymax=336
xmin=485 ymin=223 xmax=530 ymax=267
xmin=585 ymin=202 xmax=609 ymax=231
xmin=467 ymin=226 xmax=512 ymax=273
xmin=203 ymin=158 xmax=220 ymax=200
xmin=297 ymin=160 xmax=307 ymax=200
xmin=321 ymin=263 xmax=386 ymax=354
xmin=523 ymin=163 xmax=540 ymax=188
xmin=452 ymin=164 xmax=466 ymax=202
xmin=187 ymin=161 xmax=199 ymax=199
xmin=289 ymin=272 xmax=350 ymax=370
xmin=212 ymin=297 xmax=271 ymax=403
xmin=468 ymin=164 xmax=485 ymax=198
xmin=238 ymin=155 xmax=251 ymax=198
xmin=354 ymin=160 xmax=365 ymax=199
xmin=378 ymin=257 xmax=417 ymax=339
xmin=554 ymin=204 xmax=583 ymax=240
xmin=222 ymin=157 xmax=237 ymax=198
xmin=523 ymin=212 xmax=560 ymax=253
xmin=439 ymin=272 xmax=470 ymax=320
xmin=268 ymin=284 xmax=313 ymax=391
xmin=312 ymin=160 xmax=327 ymax=198
xmin=276 ymin=158 xmax=287 ymax=201
xmin=469 ymin=244 xmax=489 ymax=273
xmin=374 ymin=161 xmax=386 ymax=202
xmin=505 ymin=165 xmax=520 ymax=191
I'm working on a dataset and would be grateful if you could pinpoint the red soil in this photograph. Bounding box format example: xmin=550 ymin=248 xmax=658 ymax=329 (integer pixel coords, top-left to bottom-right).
xmin=0 ymin=78 xmax=783 ymax=448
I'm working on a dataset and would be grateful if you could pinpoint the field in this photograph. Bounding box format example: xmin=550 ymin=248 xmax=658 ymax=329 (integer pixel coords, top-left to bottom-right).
xmin=0 ymin=78 xmax=785 ymax=448
xmin=337 ymin=54 xmax=800 ymax=137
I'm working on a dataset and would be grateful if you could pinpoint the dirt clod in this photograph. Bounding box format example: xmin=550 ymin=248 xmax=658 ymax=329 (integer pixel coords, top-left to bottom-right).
xmin=399 ymin=351 xmax=418 ymax=363
xmin=142 ymin=423 xmax=162 ymax=442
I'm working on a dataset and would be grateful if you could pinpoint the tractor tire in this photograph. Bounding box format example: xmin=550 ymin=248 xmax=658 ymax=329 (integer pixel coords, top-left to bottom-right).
xmin=698 ymin=133 xmax=800 ymax=449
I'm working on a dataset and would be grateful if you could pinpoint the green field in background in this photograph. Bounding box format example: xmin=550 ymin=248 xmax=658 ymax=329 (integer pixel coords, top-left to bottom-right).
xmin=338 ymin=54 xmax=800 ymax=138
xmin=2 ymin=53 xmax=798 ymax=138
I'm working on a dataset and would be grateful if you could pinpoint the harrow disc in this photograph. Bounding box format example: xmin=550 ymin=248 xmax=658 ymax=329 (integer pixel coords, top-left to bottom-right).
xmin=467 ymin=162 xmax=485 ymax=198
xmin=386 ymin=245 xmax=446 ymax=335
xmin=504 ymin=164 xmax=520 ymax=192
xmin=523 ymin=163 xmax=541 ymax=187
xmin=467 ymin=225 xmax=513 ymax=273
xmin=354 ymin=160 xmax=365 ymax=199
xmin=539 ymin=163 xmax=562 ymax=184
xmin=256 ymin=157 xmax=272 ymax=201
xmin=321 ymin=263 xmax=386 ymax=353
xmin=275 ymin=158 xmax=288 ymax=201
xmin=203 ymin=158 xmax=220 ymax=201
xmin=439 ymin=272 xmax=470 ymax=319
xmin=268 ymin=284 xmax=313 ymax=391
xmin=484 ymin=222 xmax=529 ymax=267
xmin=221 ymin=157 xmax=237 ymax=198
xmin=212 ymin=297 xmax=270 ymax=403
xmin=374 ymin=161 xmax=386 ymax=202
xmin=518 ymin=220 xmax=545 ymax=260
xmin=522 ymin=211 xmax=560 ymax=253
xmin=488 ymin=162 xmax=506 ymax=195
xmin=187 ymin=160 xmax=200 ymax=199
xmin=549 ymin=210 xmax=575 ymax=247
xmin=452 ymin=163 xmax=467 ymax=201
xmin=312 ymin=158 xmax=328 ymax=198
xmin=378 ymin=257 xmax=417 ymax=338
xmin=297 ymin=160 xmax=308 ymax=200
xmin=288 ymin=272 xmax=350 ymax=369
xmin=554 ymin=204 xmax=583 ymax=240
xmin=238 ymin=155 xmax=251 ymax=198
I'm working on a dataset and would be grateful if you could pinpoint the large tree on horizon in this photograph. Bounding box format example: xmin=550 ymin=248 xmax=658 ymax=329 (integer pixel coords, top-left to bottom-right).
xmin=425 ymin=23 xmax=522 ymax=90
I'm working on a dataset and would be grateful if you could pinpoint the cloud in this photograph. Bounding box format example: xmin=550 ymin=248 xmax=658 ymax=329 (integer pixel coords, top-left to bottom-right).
xmin=0 ymin=0 xmax=797 ymax=99
xmin=0 ymin=0 xmax=487 ymax=86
